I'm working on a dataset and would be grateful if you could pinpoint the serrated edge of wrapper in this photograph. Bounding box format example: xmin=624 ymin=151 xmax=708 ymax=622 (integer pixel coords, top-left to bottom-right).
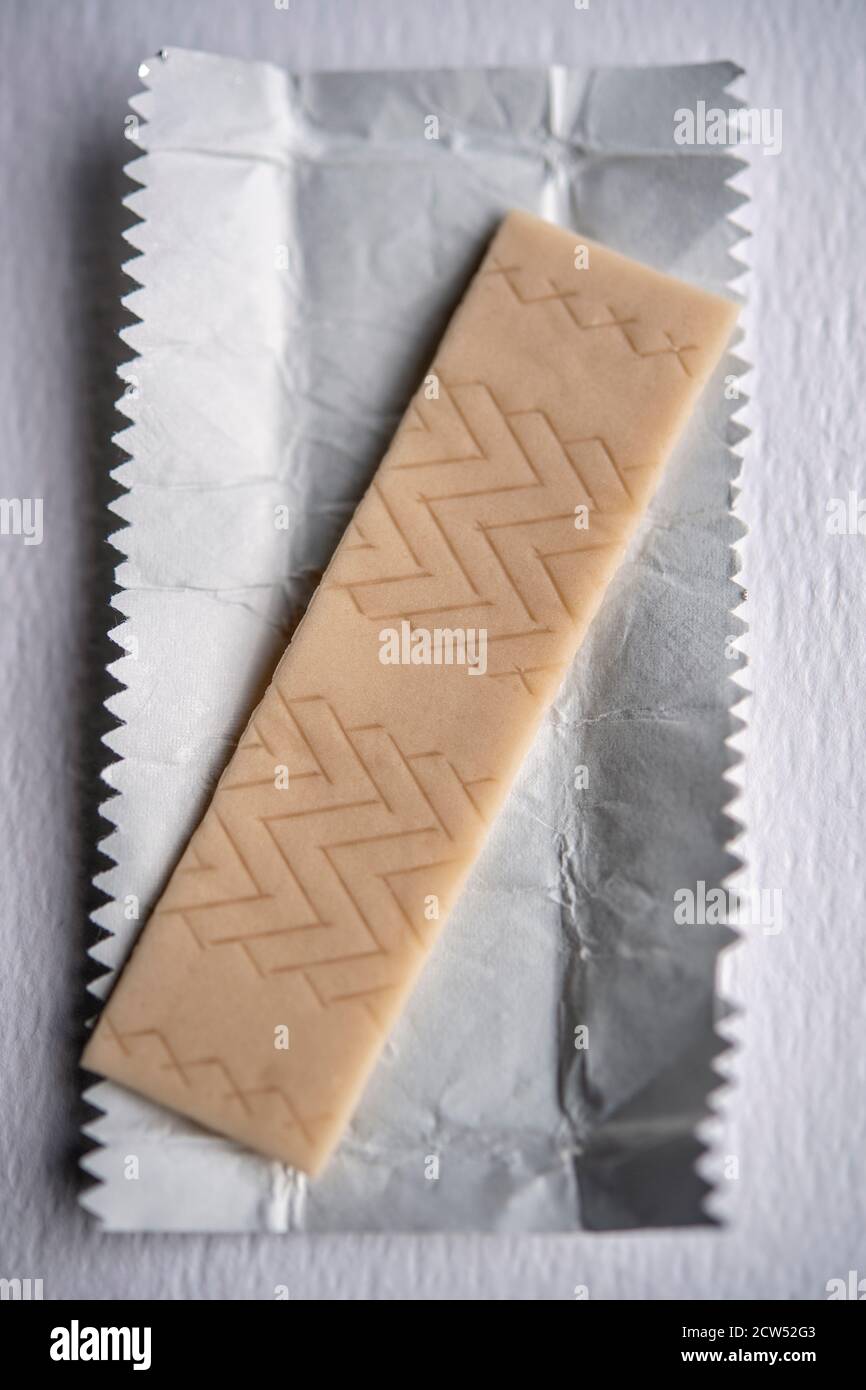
xmin=79 ymin=63 xmax=157 ymax=1208
xmin=695 ymin=64 xmax=753 ymax=1226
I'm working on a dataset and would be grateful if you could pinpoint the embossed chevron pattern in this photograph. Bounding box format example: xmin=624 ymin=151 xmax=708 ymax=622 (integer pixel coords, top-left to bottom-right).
xmin=485 ymin=256 xmax=702 ymax=376
xmin=83 ymin=211 xmax=738 ymax=1174
xmin=328 ymin=379 xmax=639 ymax=690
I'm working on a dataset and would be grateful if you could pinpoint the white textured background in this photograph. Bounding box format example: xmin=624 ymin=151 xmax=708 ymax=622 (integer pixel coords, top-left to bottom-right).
xmin=1 ymin=0 xmax=864 ymax=1300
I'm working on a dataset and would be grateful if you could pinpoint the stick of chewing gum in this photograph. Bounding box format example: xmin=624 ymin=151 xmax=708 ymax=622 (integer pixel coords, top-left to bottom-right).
xmin=83 ymin=211 xmax=738 ymax=1175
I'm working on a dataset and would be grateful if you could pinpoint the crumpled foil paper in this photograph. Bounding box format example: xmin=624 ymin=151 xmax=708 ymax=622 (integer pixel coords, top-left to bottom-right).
xmin=81 ymin=49 xmax=749 ymax=1231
